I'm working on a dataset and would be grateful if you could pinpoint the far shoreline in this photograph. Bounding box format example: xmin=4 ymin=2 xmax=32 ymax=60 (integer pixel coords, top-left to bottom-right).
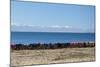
xmin=11 ymin=41 xmax=95 ymax=45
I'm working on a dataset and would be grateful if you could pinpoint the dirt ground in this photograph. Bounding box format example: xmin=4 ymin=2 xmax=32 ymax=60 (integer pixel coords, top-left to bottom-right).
xmin=11 ymin=47 xmax=95 ymax=67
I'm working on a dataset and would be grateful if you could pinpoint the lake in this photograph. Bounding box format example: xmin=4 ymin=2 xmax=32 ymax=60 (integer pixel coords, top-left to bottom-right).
xmin=11 ymin=32 xmax=95 ymax=44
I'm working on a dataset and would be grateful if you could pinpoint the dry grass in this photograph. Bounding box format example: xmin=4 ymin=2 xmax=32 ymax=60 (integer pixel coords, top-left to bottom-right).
xmin=11 ymin=47 xmax=95 ymax=66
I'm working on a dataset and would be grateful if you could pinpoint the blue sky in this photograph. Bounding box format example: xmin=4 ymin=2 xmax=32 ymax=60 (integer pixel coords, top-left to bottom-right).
xmin=11 ymin=1 xmax=95 ymax=33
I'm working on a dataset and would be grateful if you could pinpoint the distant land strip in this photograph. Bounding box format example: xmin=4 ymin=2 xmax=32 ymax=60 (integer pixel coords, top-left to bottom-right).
xmin=11 ymin=42 xmax=95 ymax=50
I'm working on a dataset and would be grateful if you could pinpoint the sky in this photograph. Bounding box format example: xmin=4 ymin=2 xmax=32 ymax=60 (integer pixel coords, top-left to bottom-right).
xmin=11 ymin=1 xmax=95 ymax=33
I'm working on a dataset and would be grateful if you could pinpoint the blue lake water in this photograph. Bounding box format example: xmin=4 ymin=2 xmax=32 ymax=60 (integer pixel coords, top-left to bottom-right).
xmin=11 ymin=32 xmax=95 ymax=44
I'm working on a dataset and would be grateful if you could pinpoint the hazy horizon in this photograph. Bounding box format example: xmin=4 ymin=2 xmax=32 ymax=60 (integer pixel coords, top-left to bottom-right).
xmin=11 ymin=31 xmax=95 ymax=33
